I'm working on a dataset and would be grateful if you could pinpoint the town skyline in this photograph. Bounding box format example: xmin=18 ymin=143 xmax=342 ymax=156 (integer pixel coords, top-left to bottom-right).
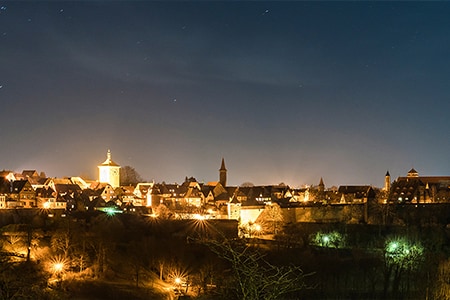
xmin=1 ymin=149 xmax=447 ymax=190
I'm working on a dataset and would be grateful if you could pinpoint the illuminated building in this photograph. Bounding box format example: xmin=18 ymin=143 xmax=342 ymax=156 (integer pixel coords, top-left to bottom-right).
xmin=98 ymin=150 xmax=120 ymax=188
xmin=388 ymin=168 xmax=450 ymax=203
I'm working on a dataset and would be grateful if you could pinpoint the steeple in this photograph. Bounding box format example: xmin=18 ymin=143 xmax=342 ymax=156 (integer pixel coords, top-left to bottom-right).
xmin=219 ymin=158 xmax=227 ymax=187
xmin=318 ymin=177 xmax=325 ymax=193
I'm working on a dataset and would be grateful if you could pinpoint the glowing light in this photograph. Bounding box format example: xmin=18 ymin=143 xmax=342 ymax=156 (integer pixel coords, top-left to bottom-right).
xmin=48 ymin=256 xmax=68 ymax=275
xmin=43 ymin=202 xmax=50 ymax=209
xmin=310 ymin=231 xmax=344 ymax=248
xmin=53 ymin=262 xmax=64 ymax=273
xmin=193 ymin=214 xmax=205 ymax=220
xmin=388 ymin=241 xmax=398 ymax=252
xmin=96 ymin=206 xmax=122 ymax=216
xmin=168 ymin=269 xmax=188 ymax=288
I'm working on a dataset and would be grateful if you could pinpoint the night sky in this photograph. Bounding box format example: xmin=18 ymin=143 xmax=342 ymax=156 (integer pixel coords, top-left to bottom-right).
xmin=1 ymin=1 xmax=449 ymax=188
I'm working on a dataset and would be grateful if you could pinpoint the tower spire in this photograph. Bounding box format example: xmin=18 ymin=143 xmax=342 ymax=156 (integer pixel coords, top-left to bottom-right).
xmin=385 ymin=170 xmax=391 ymax=192
xmin=219 ymin=158 xmax=227 ymax=187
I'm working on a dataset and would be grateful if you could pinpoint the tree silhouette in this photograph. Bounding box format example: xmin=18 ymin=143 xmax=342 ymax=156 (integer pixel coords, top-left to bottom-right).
xmin=206 ymin=238 xmax=308 ymax=300
xmin=120 ymin=166 xmax=143 ymax=186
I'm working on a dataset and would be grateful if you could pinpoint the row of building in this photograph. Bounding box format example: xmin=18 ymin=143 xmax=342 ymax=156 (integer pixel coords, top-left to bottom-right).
xmin=0 ymin=151 xmax=449 ymax=222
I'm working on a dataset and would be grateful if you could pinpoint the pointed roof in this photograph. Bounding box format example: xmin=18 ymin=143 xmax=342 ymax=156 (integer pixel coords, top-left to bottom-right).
xmin=220 ymin=158 xmax=227 ymax=171
xmin=407 ymin=168 xmax=419 ymax=177
xmin=99 ymin=150 xmax=119 ymax=167
xmin=386 ymin=170 xmax=390 ymax=176
xmin=319 ymin=177 xmax=324 ymax=186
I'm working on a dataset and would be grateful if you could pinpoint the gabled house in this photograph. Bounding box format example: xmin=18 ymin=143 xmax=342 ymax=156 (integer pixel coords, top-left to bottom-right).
xmin=35 ymin=186 xmax=60 ymax=209
xmin=154 ymin=183 xmax=185 ymax=208
xmin=204 ymin=182 xmax=231 ymax=207
xmin=9 ymin=180 xmax=36 ymax=208
xmin=0 ymin=170 xmax=16 ymax=182
xmin=287 ymin=188 xmax=309 ymax=203
xmin=117 ymin=185 xmax=137 ymax=205
xmin=133 ymin=182 xmax=154 ymax=206
xmin=22 ymin=170 xmax=47 ymax=189
xmin=202 ymin=185 xmax=215 ymax=204
xmin=99 ymin=184 xmax=117 ymax=202
xmin=70 ymin=176 xmax=91 ymax=190
xmin=44 ymin=180 xmax=83 ymax=211
xmin=0 ymin=177 xmax=10 ymax=209
xmin=184 ymin=181 xmax=204 ymax=207
xmin=228 ymin=195 xmax=241 ymax=220
xmin=338 ymin=186 xmax=375 ymax=204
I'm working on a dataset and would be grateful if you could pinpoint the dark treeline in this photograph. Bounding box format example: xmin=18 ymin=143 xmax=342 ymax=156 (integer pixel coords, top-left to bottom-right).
xmin=0 ymin=209 xmax=449 ymax=299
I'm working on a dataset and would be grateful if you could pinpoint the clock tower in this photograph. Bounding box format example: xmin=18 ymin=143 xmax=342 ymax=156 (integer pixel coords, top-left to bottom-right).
xmin=98 ymin=150 xmax=120 ymax=188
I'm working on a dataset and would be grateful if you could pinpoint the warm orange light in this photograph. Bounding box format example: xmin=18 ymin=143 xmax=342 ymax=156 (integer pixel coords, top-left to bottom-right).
xmin=53 ymin=262 xmax=64 ymax=273
xmin=193 ymin=214 xmax=205 ymax=220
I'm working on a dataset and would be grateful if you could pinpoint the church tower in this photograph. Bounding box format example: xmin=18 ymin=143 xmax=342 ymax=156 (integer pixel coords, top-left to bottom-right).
xmin=318 ymin=177 xmax=325 ymax=193
xmin=98 ymin=150 xmax=120 ymax=188
xmin=219 ymin=158 xmax=227 ymax=187
xmin=384 ymin=171 xmax=391 ymax=192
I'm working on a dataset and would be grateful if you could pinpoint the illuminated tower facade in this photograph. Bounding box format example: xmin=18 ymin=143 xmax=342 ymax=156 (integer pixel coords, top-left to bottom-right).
xmin=219 ymin=158 xmax=227 ymax=187
xmin=384 ymin=171 xmax=391 ymax=192
xmin=98 ymin=150 xmax=120 ymax=188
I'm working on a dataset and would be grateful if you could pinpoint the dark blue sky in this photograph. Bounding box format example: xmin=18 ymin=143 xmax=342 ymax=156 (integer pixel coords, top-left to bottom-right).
xmin=1 ymin=1 xmax=449 ymax=187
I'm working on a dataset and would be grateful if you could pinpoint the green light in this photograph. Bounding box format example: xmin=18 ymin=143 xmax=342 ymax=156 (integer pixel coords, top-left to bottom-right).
xmin=106 ymin=208 xmax=116 ymax=216
xmin=97 ymin=206 xmax=122 ymax=216
xmin=387 ymin=241 xmax=398 ymax=252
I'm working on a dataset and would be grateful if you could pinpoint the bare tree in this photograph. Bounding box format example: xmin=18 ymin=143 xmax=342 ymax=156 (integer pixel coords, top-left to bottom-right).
xmin=206 ymin=238 xmax=309 ymax=300
xmin=256 ymin=203 xmax=284 ymax=235
xmin=120 ymin=166 xmax=143 ymax=186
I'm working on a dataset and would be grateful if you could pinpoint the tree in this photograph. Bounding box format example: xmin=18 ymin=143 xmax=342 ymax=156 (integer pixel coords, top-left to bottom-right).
xmin=433 ymin=258 xmax=450 ymax=299
xmin=120 ymin=166 xmax=143 ymax=186
xmin=383 ymin=236 xmax=424 ymax=298
xmin=310 ymin=230 xmax=345 ymax=249
xmin=206 ymin=238 xmax=308 ymax=300
xmin=256 ymin=203 xmax=284 ymax=235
